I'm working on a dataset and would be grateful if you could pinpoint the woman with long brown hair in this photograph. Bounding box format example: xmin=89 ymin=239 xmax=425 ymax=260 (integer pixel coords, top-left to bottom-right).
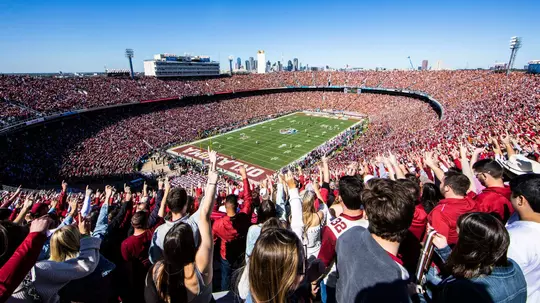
xmin=144 ymin=152 xmax=218 ymax=303
xmin=422 ymin=212 xmax=527 ymax=303
xmin=248 ymin=228 xmax=307 ymax=303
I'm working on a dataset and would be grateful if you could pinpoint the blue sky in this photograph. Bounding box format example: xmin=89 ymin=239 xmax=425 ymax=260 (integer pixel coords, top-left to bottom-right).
xmin=0 ymin=0 xmax=538 ymax=73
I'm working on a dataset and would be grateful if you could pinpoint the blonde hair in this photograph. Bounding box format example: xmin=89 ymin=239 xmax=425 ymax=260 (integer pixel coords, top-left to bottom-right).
xmin=249 ymin=228 xmax=303 ymax=303
xmin=301 ymin=190 xmax=317 ymax=230
xmin=49 ymin=225 xmax=81 ymax=262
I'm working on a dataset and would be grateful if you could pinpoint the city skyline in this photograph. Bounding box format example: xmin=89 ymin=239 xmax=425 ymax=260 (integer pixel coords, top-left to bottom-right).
xmin=0 ymin=0 xmax=539 ymax=73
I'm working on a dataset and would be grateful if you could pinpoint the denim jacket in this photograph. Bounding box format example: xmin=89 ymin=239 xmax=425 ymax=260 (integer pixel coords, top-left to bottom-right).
xmin=420 ymin=246 xmax=527 ymax=303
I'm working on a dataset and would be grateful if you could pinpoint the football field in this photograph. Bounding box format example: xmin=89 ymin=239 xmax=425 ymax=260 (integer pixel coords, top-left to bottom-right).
xmin=168 ymin=112 xmax=362 ymax=180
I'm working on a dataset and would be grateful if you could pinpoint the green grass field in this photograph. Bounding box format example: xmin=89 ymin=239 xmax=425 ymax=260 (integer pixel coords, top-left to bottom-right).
xmin=191 ymin=112 xmax=361 ymax=170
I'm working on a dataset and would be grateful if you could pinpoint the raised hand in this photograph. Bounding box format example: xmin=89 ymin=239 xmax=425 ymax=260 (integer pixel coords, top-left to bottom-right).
xmin=501 ymin=133 xmax=511 ymax=145
xmin=164 ymin=178 xmax=171 ymax=192
xmin=105 ymin=185 xmax=113 ymax=198
xmin=388 ymin=151 xmax=398 ymax=165
xmin=85 ymin=185 xmax=92 ymax=197
xmin=29 ymin=216 xmax=53 ymax=234
xmin=285 ymin=171 xmax=296 ymax=189
xmin=23 ymin=194 xmax=34 ymax=210
xmin=208 ymin=147 xmax=218 ymax=171
xmin=424 ymin=151 xmax=439 ymax=168
xmin=158 ymin=179 xmax=164 ymax=190
xmin=382 ymin=156 xmax=392 ymax=168
xmin=238 ymin=165 xmax=247 ymax=179
xmin=78 ymin=214 xmax=91 ymax=235
xmin=68 ymin=196 xmax=78 ymax=215
xmin=124 ymin=183 xmax=131 ymax=194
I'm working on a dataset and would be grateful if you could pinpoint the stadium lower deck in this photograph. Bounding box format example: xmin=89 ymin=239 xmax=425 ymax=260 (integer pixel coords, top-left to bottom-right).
xmin=167 ymin=112 xmax=363 ymax=182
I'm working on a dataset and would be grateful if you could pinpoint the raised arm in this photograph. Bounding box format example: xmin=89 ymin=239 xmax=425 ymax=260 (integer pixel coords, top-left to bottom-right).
xmin=322 ymin=156 xmax=330 ymax=183
xmin=382 ymin=157 xmax=396 ymax=180
xmin=275 ymin=174 xmax=287 ymax=221
xmin=195 ymin=149 xmax=219 ymax=284
xmin=56 ymin=180 xmax=68 ymax=214
xmin=470 ymin=147 xmax=485 ymax=169
xmin=501 ymin=134 xmax=515 ymax=157
xmin=286 ymin=171 xmax=304 ymax=241
xmin=239 ymin=166 xmax=253 ymax=215
xmin=389 ymin=151 xmax=405 ymax=179
xmin=81 ymin=186 xmax=92 ymax=218
xmin=459 ymin=144 xmax=477 ymax=194
xmin=108 ymin=189 xmax=131 ymax=232
xmin=0 ymin=185 xmax=21 ymax=208
xmin=424 ymin=151 xmax=445 ymax=183
xmin=13 ymin=194 xmax=34 ymax=224
xmin=142 ymin=181 xmax=148 ymax=198
xmin=0 ymin=217 xmax=51 ymax=301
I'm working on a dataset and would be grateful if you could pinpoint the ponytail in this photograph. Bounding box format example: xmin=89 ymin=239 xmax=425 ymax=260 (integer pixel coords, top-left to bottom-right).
xmin=156 ymin=222 xmax=197 ymax=303
xmin=157 ymin=262 xmax=187 ymax=303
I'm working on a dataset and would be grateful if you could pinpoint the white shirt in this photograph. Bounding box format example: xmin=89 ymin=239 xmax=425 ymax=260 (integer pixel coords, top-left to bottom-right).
xmin=506 ymin=220 xmax=540 ymax=303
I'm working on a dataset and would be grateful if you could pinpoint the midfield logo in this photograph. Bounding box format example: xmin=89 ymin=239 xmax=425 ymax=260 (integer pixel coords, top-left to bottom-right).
xmin=279 ymin=128 xmax=298 ymax=135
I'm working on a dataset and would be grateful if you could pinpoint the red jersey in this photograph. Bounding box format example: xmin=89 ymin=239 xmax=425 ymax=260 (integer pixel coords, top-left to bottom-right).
xmin=428 ymin=196 xmax=478 ymax=245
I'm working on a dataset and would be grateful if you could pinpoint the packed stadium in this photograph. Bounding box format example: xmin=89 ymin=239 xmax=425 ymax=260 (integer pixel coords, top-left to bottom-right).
xmin=1 ymin=2 xmax=540 ymax=303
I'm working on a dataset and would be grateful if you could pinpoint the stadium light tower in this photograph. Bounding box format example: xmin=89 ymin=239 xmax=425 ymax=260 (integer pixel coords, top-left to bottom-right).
xmin=228 ymin=56 xmax=234 ymax=75
xmin=507 ymin=37 xmax=522 ymax=75
xmin=125 ymin=48 xmax=135 ymax=79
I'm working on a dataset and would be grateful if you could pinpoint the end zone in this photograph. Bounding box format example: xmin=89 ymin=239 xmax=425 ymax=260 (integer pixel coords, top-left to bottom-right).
xmin=169 ymin=145 xmax=275 ymax=182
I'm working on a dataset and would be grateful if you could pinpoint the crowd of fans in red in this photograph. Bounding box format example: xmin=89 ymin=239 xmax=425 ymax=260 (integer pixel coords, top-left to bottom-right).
xmin=1 ymin=71 xmax=539 ymax=185
xmin=0 ymin=70 xmax=539 ymax=302
xmin=1 ymin=141 xmax=540 ymax=302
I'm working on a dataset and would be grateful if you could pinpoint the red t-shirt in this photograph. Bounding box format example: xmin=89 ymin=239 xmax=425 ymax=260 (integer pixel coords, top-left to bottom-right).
xmin=428 ymin=196 xmax=478 ymax=245
xmin=474 ymin=186 xmax=513 ymax=222
xmin=121 ymin=218 xmax=164 ymax=288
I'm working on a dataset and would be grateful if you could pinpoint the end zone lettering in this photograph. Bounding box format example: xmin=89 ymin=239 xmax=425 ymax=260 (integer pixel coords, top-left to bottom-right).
xmin=171 ymin=146 xmax=274 ymax=181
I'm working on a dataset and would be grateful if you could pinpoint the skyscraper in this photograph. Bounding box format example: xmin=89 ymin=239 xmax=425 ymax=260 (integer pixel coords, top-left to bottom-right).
xmin=245 ymin=60 xmax=250 ymax=72
xmin=287 ymin=60 xmax=293 ymax=71
xmin=237 ymin=57 xmax=242 ymax=70
xmin=422 ymin=60 xmax=428 ymax=71
xmin=257 ymin=50 xmax=266 ymax=74
xmin=277 ymin=61 xmax=282 ymax=71
xmin=249 ymin=57 xmax=255 ymax=71
xmin=293 ymin=58 xmax=299 ymax=71
xmin=266 ymin=60 xmax=271 ymax=72
xmin=254 ymin=60 xmax=258 ymax=71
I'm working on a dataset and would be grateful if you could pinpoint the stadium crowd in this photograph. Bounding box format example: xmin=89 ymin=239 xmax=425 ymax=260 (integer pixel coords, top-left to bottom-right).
xmin=1 ymin=140 xmax=540 ymax=302
xmin=0 ymin=70 xmax=540 ymax=302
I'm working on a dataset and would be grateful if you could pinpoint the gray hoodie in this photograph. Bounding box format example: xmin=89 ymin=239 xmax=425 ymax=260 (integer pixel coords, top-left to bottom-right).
xmin=148 ymin=210 xmax=200 ymax=264
xmin=9 ymin=237 xmax=102 ymax=303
